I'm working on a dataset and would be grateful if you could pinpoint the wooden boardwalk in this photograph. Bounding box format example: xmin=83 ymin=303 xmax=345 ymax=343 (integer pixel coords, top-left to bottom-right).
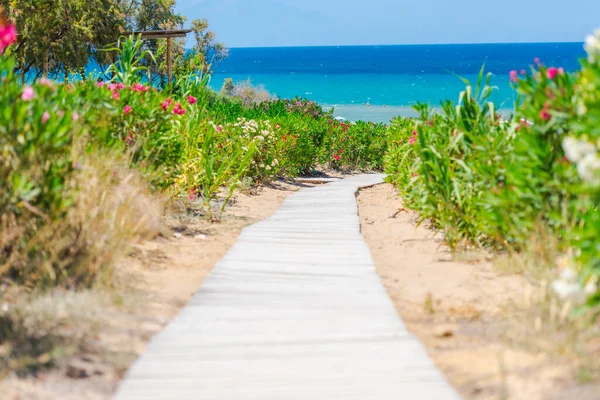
xmin=115 ymin=174 xmax=459 ymax=400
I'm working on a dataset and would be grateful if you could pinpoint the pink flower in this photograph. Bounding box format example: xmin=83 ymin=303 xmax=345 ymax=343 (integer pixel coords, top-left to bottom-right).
xmin=72 ymin=112 xmax=80 ymax=121
xmin=109 ymin=83 xmax=125 ymax=91
xmin=173 ymin=102 xmax=187 ymax=115
xmin=534 ymin=57 xmax=541 ymax=65
xmin=187 ymin=95 xmax=197 ymax=104
xmin=41 ymin=111 xmax=51 ymax=124
xmin=112 ymin=91 xmax=119 ymax=100
xmin=39 ymin=78 xmax=54 ymax=88
xmin=520 ymin=69 xmax=527 ymax=75
xmin=333 ymin=155 xmax=341 ymax=161
xmin=161 ymin=98 xmax=172 ymax=111
xmin=96 ymin=81 xmax=105 ymax=88
xmin=558 ymin=67 xmax=564 ymax=75
xmin=132 ymin=83 xmax=148 ymax=92
xmin=123 ymin=105 xmax=133 ymax=114
xmin=0 ymin=24 xmax=17 ymax=53
xmin=540 ymin=109 xmax=551 ymax=121
xmin=509 ymin=70 xmax=519 ymax=83
xmin=296 ymin=101 xmax=302 ymax=106
xmin=409 ymin=136 xmax=417 ymax=145
xmin=21 ymin=86 xmax=35 ymax=101
xmin=216 ymin=125 xmax=223 ymax=132
xmin=547 ymin=67 xmax=559 ymax=80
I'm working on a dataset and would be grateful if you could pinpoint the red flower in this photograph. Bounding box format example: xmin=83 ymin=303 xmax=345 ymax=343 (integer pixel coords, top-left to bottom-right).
xmin=0 ymin=24 xmax=17 ymax=53
xmin=333 ymin=155 xmax=341 ymax=161
xmin=546 ymin=67 xmax=559 ymax=80
xmin=540 ymin=109 xmax=551 ymax=121
xmin=187 ymin=95 xmax=197 ymax=104
xmin=173 ymin=102 xmax=187 ymax=115
xmin=161 ymin=98 xmax=172 ymax=111
xmin=339 ymin=149 xmax=344 ymax=154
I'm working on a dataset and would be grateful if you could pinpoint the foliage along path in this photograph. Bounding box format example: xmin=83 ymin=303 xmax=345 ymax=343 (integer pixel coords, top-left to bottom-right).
xmin=115 ymin=174 xmax=459 ymax=399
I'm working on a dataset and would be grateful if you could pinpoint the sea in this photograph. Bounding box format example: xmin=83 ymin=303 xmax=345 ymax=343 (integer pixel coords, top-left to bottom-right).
xmin=209 ymin=43 xmax=586 ymax=122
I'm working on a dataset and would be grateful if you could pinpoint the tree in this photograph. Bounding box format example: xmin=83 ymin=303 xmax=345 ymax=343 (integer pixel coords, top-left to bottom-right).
xmin=1 ymin=0 xmax=184 ymax=81
xmin=1 ymin=0 xmax=226 ymax=83
xmin=189 ymin=18 xmax=228 ymax=74
xmin=1 ymin=0 xmax=126 ymax=80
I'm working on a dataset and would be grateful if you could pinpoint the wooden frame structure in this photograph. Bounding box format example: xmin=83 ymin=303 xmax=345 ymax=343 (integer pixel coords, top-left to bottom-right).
xmin=126 ymin=29 xmax=192 ymax=84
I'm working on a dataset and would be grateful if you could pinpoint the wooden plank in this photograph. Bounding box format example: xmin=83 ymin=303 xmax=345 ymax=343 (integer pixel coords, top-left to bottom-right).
xmin=124 ymin=30 xmax=192 ymax=39
xmin=114 ymin=174 xmax=459 ymax=400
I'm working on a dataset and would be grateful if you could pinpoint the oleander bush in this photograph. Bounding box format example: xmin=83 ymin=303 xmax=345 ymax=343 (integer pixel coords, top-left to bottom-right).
xmin=385 ymin=34 xmax=600 ymax=309
xmin=0 ymin=22 xmax=389 ymax=289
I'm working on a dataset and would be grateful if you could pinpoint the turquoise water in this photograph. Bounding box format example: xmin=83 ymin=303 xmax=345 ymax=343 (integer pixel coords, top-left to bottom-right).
xmin=209 ymin=43 xmax=585 ymax=121
xmin=43 ymin=42 xmax=585 ymax=122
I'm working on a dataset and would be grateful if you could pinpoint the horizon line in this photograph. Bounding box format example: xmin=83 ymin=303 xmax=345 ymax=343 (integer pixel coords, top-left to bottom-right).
xmin=216 ymin=40 xmax=584 ymax=50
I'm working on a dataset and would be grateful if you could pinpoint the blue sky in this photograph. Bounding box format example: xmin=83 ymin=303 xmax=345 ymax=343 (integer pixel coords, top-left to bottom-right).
xmin=176 ymin=0 xmax=600 ymax=48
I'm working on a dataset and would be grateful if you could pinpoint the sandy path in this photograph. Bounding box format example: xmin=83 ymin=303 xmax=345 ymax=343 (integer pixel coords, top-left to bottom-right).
xmin=0 ymin=181 xmax=304 ymax=400
xmin=357 ymin=183 xmax=600 ymax=400
xmin=115 ymin=174 xmax=459 ymax=400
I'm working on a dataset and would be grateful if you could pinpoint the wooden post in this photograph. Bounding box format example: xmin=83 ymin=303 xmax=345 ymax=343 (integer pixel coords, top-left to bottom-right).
xmin=123 ymin=30 xmax=191 ymax=86
xmin=167 ymin=37 xmax=172 ymax=86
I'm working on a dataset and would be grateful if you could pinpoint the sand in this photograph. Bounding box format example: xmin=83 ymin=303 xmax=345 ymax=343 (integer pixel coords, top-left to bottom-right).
xmin=357 ymin=183 xmax=600 ymax=400
xmin=324 ymin=104 xmax=513 ymax=123
xmin=0 ymin=180 xmax=305 ymax=400
xmin=3 ymin=179 xmax=598 ymax=399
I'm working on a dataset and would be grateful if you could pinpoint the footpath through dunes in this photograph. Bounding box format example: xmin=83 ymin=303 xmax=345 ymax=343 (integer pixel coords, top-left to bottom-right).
xmin=115 ymin=174 xmax=459 ymax=400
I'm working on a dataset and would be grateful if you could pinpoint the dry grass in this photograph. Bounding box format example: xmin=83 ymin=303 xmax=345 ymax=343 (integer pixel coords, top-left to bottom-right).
xmin=505 ymin=281 xmax=600 ymax=383
xmin=0 ymin=290 xmax=113 ymax=378
xmin=492 ymin=226 xmax=600 ymax=385
xmin=0 ymin=151 xmax=164 ymax=289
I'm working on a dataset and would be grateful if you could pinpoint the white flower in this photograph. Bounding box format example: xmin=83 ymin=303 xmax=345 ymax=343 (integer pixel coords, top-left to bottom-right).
xmin=261 ymin=130 xmax=270 ymax=136
xmin=577 ymin=153 xmax=600 ymax=182
xmin=273 ymin=158 xmax=279 ymax=166
xmin=584 ymin=29 xmax=600 ymax=62
xmin=584 ymin=275 xmax=598 ymax=297
xmin=576 ymin=101 xmax=587 ymax=116
xmin=266 ymin=165 xmax=272 ymax=171
xmin=562 ymin=137 xmax=596 ymax=163
xmin=256 ymin=136 xmax=264 ymax=141
xmin=560 ymin=268 xmax=578 ymax=283
xmin=552 ymin=279 xmax=585 ymax=302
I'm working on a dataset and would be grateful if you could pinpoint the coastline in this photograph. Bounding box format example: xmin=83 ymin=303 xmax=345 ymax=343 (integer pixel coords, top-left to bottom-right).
xmin=325 ymin=103 xmax=514 ymax=123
